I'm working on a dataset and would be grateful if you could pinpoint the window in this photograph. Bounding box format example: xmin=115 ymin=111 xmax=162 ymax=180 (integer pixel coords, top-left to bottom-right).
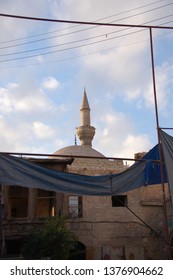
xmin=68 ymin=196 xmax=83 ymax=218
xmin=112 ymin=195 xmax=127 ymax=207
xmin=9 ymin=186 xmax=28 ymax=218
xmin=36 ymin=189 xmax=56 ymax=218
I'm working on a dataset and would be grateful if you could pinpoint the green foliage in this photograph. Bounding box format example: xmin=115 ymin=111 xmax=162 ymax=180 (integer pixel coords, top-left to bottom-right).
xmin=22 ymin=217 xmax=76 ymax=259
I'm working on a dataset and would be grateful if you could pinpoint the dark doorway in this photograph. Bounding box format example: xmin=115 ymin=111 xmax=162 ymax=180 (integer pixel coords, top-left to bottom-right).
xmin=70 ymin=241 xmax=86 ymax=260
xmin=6 ymin=238 xmax=24 ymax=257
xmin=171 ymin=236 xmax=173 ymax=259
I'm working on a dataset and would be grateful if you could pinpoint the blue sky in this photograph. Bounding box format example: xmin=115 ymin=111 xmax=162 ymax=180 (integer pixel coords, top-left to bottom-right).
xmin=0 ymin=0 xmax=173 ymax=159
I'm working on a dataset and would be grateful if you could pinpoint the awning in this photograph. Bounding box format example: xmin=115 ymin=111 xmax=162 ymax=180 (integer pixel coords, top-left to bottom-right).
xmin=0 ymin=136 xmax=168 ymax=196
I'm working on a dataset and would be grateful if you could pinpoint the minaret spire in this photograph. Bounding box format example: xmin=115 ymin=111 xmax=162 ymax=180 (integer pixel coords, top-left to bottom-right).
xmin=76 ymin=88 xmax=95 ymax=146
xmin=80 ymin=87 xmax=91 ymax=126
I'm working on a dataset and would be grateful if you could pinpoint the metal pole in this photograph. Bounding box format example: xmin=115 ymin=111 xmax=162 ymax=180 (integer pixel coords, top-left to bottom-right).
xmin=149 ymin=27 xmax=170 ymax=258
xmin=0 ymin=186 xmax=3 ymax=258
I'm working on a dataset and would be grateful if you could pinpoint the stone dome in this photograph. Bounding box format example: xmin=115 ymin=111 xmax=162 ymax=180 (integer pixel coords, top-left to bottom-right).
xmin=53 ymin=145 xmax=104 ymax=158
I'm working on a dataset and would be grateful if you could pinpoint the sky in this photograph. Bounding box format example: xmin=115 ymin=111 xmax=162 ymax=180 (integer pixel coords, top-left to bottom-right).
xmin=0 ymin=0 xmax=173 ymax=160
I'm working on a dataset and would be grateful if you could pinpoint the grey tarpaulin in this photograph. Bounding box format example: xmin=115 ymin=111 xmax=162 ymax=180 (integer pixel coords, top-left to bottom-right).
xmin=0 ymin=141 xmax=167 ymax=195
xmin=160 ymin=130 xmax=173 ymax=204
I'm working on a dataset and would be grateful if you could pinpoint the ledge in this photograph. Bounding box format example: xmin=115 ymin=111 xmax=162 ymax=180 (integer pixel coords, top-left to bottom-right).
xmin=140 ymin=200 xmax=164 ymax=206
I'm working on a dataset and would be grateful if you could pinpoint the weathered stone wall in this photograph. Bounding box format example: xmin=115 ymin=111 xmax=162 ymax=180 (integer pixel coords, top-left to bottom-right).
xmin=63 ymin=158 xmax=171 ymax=260
xmin=66 ymin=157 xmax=125 ymax=175
xmin=2 ymin=157 xmax=172 ymax=259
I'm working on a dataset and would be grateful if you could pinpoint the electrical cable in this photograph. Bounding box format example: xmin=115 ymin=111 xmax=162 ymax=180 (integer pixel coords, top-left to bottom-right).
xmin=0 ymin=14 xmax=173 ymax=63
xmin=0 ymin=0 xmax=172 ymax=68
xmin=0 ymin=8 xmax=173 ymax=30
xmin=0 ymin=3 xmax=172 ymax=57
xmin=114 ymin=196 xmax=170 ymax=246
xmin=1 ymin=10 xmax=173 ymax=57
xmin=0 ymin=0 xmax=166 ymax=46
xmin=1 ymin=25 xmax=172 ymax=70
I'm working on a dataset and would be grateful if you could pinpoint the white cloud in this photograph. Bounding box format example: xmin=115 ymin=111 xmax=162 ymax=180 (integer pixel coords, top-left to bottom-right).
xmin=15 ymin=90 xmax=52 ymax=113
xmin=139 ymin=62 xmax=173 ymax=113
xmin=33 ymin=121 xmax=55 ymax=139
xmin=0 ymin=115 xmax=32 ymax=152
xmin=0 ymin=80 xmax=66 ymax=153
xmin=124 ymin=88 xmax=141 ymax=101
xmin=119 ymin=134 xmax=151 ymax=159
xmin=0 ymin=87 xmax=13 ymax=113
xmin=0 ymin=82 xmax=54 ymax=114
xmin=42 ymin=76 xmax=60 ymax=90
xmin=93 ymin=111 xmax=151 ymax=159
xmin=0 ymin=0 xmax=51 ymax=42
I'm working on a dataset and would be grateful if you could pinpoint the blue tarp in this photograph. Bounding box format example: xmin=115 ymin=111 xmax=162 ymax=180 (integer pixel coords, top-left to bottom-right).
xmin=160 ymin=130 xmax=173 ymax=204
xmin=0 ymin=133 xmax=169 ymax=195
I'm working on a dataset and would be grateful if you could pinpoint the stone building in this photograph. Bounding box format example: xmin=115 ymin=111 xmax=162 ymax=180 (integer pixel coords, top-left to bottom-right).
xmin=0 ymin=90 xmax=173 ymax=259
xmin=0 ymin=157 xmax=74 ymax=257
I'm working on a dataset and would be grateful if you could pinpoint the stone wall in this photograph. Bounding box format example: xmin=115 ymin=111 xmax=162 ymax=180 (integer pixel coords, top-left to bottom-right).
xmin=2 ymin=156 xmax=172 ymax=259
xmin=66 ymin=157 xmax=125 ymax=175
xmin=64 ymin=157 xmax=171 ymax=260
xmin=67 ymin=185 xmax=169 ymax=259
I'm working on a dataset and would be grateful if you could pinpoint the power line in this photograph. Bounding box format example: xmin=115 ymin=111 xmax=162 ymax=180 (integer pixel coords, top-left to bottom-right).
xmin=0 ymin=15 xmax=173 ymax=63
xmin=0 ymin=1 xmax=172 ymax=60
xmin=0 ymin=26 xmax=145 ymax=57
xmin=0 ymin=18 xmax=172 ymax=68
xmin=3 ymin=13 xmax=173 ymax=57
xmin=0 ymin=12 xmax=173 ymax=30
xmin=0 ymin=29 xmax=151 ymax=63
xmin=0 ymin=1 xmax=172 ymax=67
xmin=0 ymin=1 xmax=172 ymax=51
xmin=0 ymin=0 xmax=166 ymax=45
xmin=2 ymin=27 xmax=172 ymax=71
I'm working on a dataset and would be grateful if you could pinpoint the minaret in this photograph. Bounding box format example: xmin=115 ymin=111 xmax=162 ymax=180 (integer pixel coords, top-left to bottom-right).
xmin=76 ymin=89 xmax=95 ymax=146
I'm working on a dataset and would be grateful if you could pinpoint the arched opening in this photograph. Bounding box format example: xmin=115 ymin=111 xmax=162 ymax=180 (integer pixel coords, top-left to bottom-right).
xmin=69 ymin=241 xmax=86 ymax=260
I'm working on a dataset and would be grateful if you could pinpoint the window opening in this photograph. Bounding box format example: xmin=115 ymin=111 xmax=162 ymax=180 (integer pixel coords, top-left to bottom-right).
xmin=112 ymin=195 xmax=127 ymax=207
xmin=9 ymin=186 xmax=28 ymax=218
xmin=68 ymin=196 xmax=83 ymax=218
xmin=36 ymin=189 xmax=56 ymax=218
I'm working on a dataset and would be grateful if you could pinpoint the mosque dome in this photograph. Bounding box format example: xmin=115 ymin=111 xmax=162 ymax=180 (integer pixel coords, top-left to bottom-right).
xmin=53 ymin=144 xmax=104 ymax=158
